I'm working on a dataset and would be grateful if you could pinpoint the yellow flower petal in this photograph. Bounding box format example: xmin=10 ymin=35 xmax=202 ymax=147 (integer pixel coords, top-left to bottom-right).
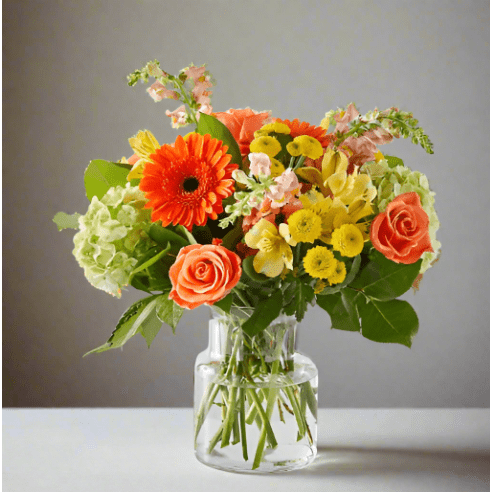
xmin=126 ymin=159 xmax=146 ymax=181
xmin=128 ymin=130 xmax=160 ymax=161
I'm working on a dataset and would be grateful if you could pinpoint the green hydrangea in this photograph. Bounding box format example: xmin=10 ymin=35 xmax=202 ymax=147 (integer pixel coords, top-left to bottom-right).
xmin=72 ymin=183 xmax=154 ymax=297
xmin=361 ymin=159 xmax=441 ymax=274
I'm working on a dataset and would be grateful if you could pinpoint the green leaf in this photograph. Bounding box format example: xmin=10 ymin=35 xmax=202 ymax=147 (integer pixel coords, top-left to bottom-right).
xmin=83 ymin=296 xmax=159 ymax=356
xmin=139 ymin=306 xmax=164 ymax=348
xmin=358 ymin=297 xmax=419 ymax=348
xmin=155 ymin=295 xmax=184 ymax=334
xmin=53 ymin=212 xmax=81 ymax=231
xmin=384 ymin=155 xmax=404 ymax=168
xmin=316 ymin=289 xmax=361 ymax=332
xmin=241 ymin=290 xmax=283 ymax=337
xmin=213 ymin=293 xmax=233 ymax=314
xmin=196 ymin=113 xmax=242 ymax=166
xmin=350 ymin=250 xmax=422 ymax=301
xmin=84 ymin=160 xmax=131 ymax=201
xmin=148 ymin=223 xmax=189 ymax=251
xmin=294 ymin=282 xmax=315 ymax=322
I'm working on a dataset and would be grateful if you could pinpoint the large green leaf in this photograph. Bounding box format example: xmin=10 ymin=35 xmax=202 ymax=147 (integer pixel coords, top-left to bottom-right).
xmin=358 ymin=297 xmax=419 ymax=348
xmin=53 ymin=212 xmax=81 ymax=231
xmin=83 ymin=296 xmax=159 ymax=356
xmin=196 ymin=113 xmax=242 ymax=166
xmin=350 ymin=250 xmax=421 ymax=301
xmin=155 ymin=295 xmax=184 ymax=335
xmin=84 ymin=160 xmax=131 ymax=201
xmin=148 ymin=223 xmax=189 ymax=251
xmin=241 ymin=290 xmax=283 ymax=337
xmin=316 ymin=289 xmax=361 ymax=332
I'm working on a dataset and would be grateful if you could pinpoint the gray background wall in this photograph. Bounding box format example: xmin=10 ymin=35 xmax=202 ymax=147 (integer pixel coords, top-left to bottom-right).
xmin=3 ymin=0 xmax=489 ymax=408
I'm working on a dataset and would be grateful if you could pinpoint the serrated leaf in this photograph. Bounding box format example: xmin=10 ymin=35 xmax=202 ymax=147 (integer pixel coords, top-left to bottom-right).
xmin=139 ymin=307 xmax=164 ymax=348
xmin=384 ymin=155 xmax=404 ymax=168
xmin=84 ymin=159 xmax=131 ymax=201
xmin=358 ymin=298 xmax=419 ymax=348
xmin=196 ymin=113 xmax=242 ymax=166
xmin=316 ymin=289 xmax=361 ymax=332
xmin=350 ymin=250 xmax=421 ymax=301
xmin=155 ymin=295 xmax=184 ymax=334
xmin=294 ymin=282 xmax=315 ymax=322
xmin=53 ymin=212 xmax=81 ymax=231
xmin=242 ymin=290 xmax=283 ymax=337
xmin=83 ymin=296 xmax=158 ymax=356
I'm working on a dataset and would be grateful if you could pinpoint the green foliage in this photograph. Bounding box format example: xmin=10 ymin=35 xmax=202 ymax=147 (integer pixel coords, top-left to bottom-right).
xmin=84 ymin=160 xmax=130 ymax=201
xmin=84 ymin=296 xmax=161 ymax=355
xmin=242 ymin=290 xmax=283 ymax=337
xmin=196 ymin=113 xmax=242 ymax=167
xmin=350 ymin=250 xmax=422 ymax=301
xmin=155 ymin=295 xmax=184 ymax=335
xmin=83 ymin=292 xmax=186 ymax=355
xmin=148 ymin=222 xmax=189 ymax=252
xmin=384 ymin=155 xmax=404 ymax=168
xmin=213 ymin=293 xmax=233 ymax=314
xmin=358 ymin=298 xmax=419 ymax=348
xmin=53 ymin=212 xmax=81 ymax=231
xmin=316 ymin=289 xmax=361 ymax=332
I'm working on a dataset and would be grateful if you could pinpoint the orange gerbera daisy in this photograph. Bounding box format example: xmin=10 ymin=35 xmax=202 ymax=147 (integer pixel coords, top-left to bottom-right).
xmin=275 ymin=118 xmax=334 ymax=148
xmin=139 ymin=133 xmax=238 ymax=230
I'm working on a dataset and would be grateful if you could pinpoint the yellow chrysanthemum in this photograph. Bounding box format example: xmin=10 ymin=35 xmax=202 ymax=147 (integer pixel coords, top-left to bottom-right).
xmin=287 ymin=209 xmax=322 ymax=243
xmin=270 ymin=158 xmax=286 ymax=178
xmin=249 ymin=136 xmax=281 ymax=157
xmin=286 ymin=140 xmax=303 ymax=157
xmin=327 ymin=261 xmax=347 ymax=285
xmin=258 ymin=122 xmax=291 ymax=134
xmin=295 ymin=135 xmax=324 ymax=159
xmin=303 ymin=246 xmax=337 ymax=279
xmin=331 ymin=223 xmax=364 ymax=257
xmin=245 ymin=219 xmax=294 ymax=277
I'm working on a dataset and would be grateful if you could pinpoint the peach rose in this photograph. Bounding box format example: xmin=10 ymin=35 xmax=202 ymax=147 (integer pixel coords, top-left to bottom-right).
xmin=213 ymin=108 xmax=272 ymax=157
xmin=370 ymin=192 xmax=433 ymax=264
xmin=169 ymin=244 xmax=242 ymax=309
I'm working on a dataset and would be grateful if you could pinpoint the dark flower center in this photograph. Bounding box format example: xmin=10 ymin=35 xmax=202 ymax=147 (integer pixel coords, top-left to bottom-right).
xmin=183 ymin=176 xmax=200 ymax=193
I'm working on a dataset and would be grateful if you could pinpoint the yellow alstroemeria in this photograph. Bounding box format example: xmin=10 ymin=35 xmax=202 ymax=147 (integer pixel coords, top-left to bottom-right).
xmin=296 ymin=148 xmax=376 ymax=206
xmin=126 ymin=130 xmax=160 ymax=181
xmin=245 ymin=219 xmax=295 ymax=278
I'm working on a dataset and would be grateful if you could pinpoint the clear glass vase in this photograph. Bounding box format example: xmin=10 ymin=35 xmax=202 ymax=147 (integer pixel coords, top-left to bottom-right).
xmin=194 ymin=307 xmax=318 ymax=473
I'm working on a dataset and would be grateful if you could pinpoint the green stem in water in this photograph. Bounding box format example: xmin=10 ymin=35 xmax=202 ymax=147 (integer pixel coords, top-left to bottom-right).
xmin=221 ymin=386 xmax=238 ymax=447
xmin=252 ymin=360 xmax=280 ymax=470
xmin=239 ymin=388 xmax=248 ymax=460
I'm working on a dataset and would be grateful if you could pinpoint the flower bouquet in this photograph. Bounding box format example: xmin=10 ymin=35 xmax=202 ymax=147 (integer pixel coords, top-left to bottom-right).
xmin=54 ymin=60 xmax=440 ymax=472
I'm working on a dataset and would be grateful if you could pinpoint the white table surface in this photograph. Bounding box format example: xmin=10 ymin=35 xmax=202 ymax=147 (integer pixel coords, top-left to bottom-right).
xmin=3 ymin=408 xmax=489 ymax=491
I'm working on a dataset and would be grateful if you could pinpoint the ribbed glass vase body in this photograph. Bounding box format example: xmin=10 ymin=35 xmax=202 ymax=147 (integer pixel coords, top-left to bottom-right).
xmin=194 ymin=307 xmax=318 ymax=473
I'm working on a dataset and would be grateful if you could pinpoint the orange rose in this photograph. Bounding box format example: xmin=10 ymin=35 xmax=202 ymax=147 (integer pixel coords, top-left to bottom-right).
xmin=370 ymin=192 xmax=433 ymax=264
xmin=213 ymin=108 xmax=271 ymax=157
xmin=169 ymin=244 xmax=242 ymax=309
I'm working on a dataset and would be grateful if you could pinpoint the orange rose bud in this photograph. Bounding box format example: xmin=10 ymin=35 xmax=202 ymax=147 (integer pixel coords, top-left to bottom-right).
xmin=169 ymin=244 xmax=242 ymax=309
xmin=370 ymin=192 xmax=433 ymax=264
